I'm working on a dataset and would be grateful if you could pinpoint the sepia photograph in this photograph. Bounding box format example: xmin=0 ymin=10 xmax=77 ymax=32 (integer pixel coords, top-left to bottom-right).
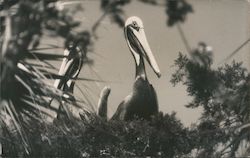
xmin=0 ymin=0 xmax=250 ymax=157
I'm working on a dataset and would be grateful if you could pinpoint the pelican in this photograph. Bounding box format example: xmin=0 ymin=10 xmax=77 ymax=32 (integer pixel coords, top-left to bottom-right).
xmin=111 ymin=16 xmax=161 ymax=121
xmin=52 ymin=45 xmax=84 ymax=118
xmin=54 ymin=45 xmax=84 ymax=94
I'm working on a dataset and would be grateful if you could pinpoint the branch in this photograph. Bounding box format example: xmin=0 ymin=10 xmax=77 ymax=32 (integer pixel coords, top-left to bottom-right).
xmin=137 ymin=0 xmax=165 ymax=7
xmin=235 ymin=123 xmax=250 ymax=133
xmin=218 ymin=37 xmax=250 ymax=65
xmin=219 ymin=128 xmax=250 ymax=156
xmin=91 ymin=10 xmax=109 ymax=39
xmin=176 ymin=22 xmax=191 ymax=54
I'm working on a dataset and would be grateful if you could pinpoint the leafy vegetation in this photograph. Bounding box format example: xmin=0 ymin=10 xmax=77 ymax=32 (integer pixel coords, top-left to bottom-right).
xmin=171 ymin=43 xmax=250 ymax=157
xmin=2 ymin=112 xmax=196 ymax=157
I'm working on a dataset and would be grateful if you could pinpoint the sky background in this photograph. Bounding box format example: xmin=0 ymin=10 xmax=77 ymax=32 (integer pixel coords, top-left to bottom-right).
xmin=45 ymin=0 xmax=250 ymax=126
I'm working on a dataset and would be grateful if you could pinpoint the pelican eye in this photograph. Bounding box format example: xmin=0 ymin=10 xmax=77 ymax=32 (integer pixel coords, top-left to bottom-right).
xmin=131 ymin=21 xmax=140 ymax=31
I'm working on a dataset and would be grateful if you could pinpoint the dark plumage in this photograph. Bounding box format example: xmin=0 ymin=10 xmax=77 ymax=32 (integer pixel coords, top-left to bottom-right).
xmin=112 ymin=77 xmax=158 ymax=121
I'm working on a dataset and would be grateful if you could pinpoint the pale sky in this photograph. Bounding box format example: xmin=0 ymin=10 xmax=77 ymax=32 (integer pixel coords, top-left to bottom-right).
xmin=46 ymin=0 xmax=250 ymax=126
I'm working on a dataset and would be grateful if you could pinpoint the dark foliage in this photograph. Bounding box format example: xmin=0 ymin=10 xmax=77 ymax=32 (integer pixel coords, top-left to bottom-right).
xmin=171 ymin=42 xmax=250 ymax=157
xmin=93 ymin=0 xmax=193 ymax=36
xmin=139 ymin=0 xmax=193 ymax=26
xmin=1 ymin=112 xmax=196 ymax=157
xmin=166 ymin=0 xmax=193 ymax=26
xmin=0 ymin=0 xmax=93 ymax=154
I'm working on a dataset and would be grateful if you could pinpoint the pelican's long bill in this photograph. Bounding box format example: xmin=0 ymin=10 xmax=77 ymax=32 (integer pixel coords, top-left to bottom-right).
xmin=124 ymin=16 xmax=161 ymax=78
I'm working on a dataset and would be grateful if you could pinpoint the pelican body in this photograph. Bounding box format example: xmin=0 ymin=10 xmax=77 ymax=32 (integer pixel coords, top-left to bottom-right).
xmin=111 ymin=16 xmax=161 ymax=121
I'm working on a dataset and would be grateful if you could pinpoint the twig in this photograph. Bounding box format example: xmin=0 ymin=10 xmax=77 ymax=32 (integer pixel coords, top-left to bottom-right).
xmin=219 ymin=130 xmax=249 ymax=156
xmin=137 ymin=0 xmax=165 ymax=7
xmin=236 ymin=123 xmax=250 ymax=133
xmin=176 ymin=22 xmax=192 ymax=54
xmin=91 ymin=8 xmax=110 ymax=38
xmin=218 ymin=38 xmax=250 ymax=65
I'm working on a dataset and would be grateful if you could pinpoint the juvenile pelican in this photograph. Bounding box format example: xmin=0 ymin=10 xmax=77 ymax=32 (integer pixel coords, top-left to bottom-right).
xmin=97 ymin=86 xmax=111 ymax=120
xmin=111 ymin=16 xmax=161 ymax=121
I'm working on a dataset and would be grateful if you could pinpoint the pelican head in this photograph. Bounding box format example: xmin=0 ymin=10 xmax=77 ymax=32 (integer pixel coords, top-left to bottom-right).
xmin=124 ymin=16 xmax=161 ymax=78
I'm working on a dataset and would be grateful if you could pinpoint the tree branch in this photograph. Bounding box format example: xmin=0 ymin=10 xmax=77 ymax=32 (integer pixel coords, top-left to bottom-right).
xmin=176 ymin=22 xmax=192 ymax=54
xmin=219 ymin=37 xmax=250 ymax=65
xmin=91 ymin=10 xmax=109 ymax=39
